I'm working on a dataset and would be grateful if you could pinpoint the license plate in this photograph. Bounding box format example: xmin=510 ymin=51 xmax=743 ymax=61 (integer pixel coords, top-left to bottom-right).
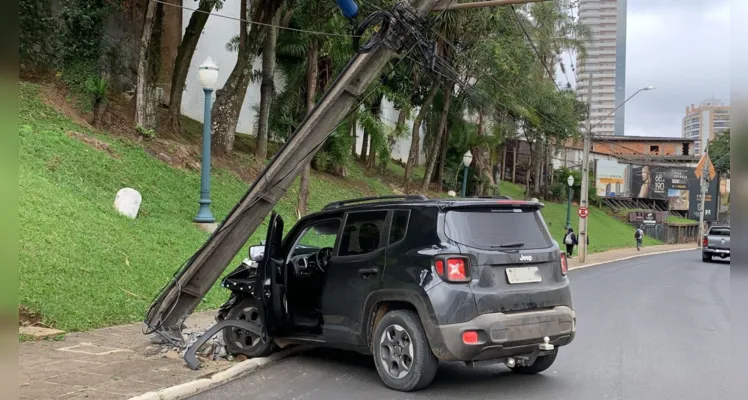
xmin=506 ymin=267 xmax=542 ymax=284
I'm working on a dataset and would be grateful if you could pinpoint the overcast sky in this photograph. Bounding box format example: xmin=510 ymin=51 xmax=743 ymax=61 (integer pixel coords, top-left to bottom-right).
xmin=559 ymin=0 xmax=731 ymax=138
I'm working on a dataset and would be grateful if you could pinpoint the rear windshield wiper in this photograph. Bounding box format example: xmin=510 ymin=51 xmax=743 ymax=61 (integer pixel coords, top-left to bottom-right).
xmin=491 ymin=242 xmax=525 ymax=248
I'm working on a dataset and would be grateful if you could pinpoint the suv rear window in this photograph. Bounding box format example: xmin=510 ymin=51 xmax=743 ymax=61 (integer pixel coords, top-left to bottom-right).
xmin=443 ymin=209 xmax=552 ymax=250
xmin=709 ymin=228 xmax=730 ymax=236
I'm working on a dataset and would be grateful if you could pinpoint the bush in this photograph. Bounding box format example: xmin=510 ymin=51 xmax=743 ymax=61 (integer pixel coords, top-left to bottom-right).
xmin=549 ymin=182 xmax=567 ymax=202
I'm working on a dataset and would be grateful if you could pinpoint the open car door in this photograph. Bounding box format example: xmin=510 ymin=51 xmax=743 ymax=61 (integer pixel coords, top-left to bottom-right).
xmin=255 ymin=212 xmax=285 ymax=337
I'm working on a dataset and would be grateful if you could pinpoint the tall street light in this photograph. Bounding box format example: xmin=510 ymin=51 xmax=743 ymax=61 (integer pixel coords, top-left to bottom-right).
xmin=578 ymin=82 xmax=655 ymax=263
xmin=461 ymin=150 xmax=473 ymax=197
xmin=565 ymin=175 xmax=574 ymax=229
xmin=194 ymin=57 xmax=219 ymax=223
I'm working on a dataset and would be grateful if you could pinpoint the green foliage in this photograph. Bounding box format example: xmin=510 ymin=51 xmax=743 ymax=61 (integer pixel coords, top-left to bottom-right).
xmin=19 ymin=0 xmax=55 ymax=66
xmin=86 ymin=75 xmax=109 ymax=105
xmin=708 ymin=129 xmax=730 ymax=176
xmin=136 ymin=126 xmax=157 ymax=140
xmin=57 ymin=0 xmax=110 ymax=64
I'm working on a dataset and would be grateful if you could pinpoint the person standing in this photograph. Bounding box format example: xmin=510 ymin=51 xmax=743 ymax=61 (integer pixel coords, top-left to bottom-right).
xmin=634 ymin=227 xmax=644 ymax=251
xmin=563 ymin=228 xmax=578 ymax=257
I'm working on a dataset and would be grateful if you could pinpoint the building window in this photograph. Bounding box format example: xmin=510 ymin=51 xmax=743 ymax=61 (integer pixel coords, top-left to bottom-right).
xmin=683 ymin=143 xmax=690 ymax=156
xmin=649 ymin=145 xmax=660 ymax=155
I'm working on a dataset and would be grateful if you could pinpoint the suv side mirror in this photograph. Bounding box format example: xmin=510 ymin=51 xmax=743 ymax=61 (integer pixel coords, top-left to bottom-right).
xmin=249 ymin=245 xmax=265 ymax=262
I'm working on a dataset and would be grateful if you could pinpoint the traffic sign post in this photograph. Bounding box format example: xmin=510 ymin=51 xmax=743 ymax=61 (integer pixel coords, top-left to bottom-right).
xmin=578 ymin=207 xmax=589 ymax=219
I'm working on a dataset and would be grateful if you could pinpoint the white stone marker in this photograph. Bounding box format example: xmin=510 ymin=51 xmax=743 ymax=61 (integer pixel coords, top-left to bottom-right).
xmin=114 ymin=188 xmax=142 ymax=219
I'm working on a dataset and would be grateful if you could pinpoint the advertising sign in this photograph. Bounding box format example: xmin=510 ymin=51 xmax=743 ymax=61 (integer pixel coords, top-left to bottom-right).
xmin=631 ymin=166 xmax=690 ymax=200
xmin=595 ymin=159 xmax=629 ymax=197
xmin=630 ymin=165 xmax=719 ymax=221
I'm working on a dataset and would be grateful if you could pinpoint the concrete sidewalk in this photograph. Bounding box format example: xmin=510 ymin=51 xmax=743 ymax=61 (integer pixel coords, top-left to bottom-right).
xmin=568 ymin=243 xmax=696 ymax=270
xmin=19 ymin=243 xmax=696 ymax=400
xmin=19 ymin=312 xmax=233 ymax=400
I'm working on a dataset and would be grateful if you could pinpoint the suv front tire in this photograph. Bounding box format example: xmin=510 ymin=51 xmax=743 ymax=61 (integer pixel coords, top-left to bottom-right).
xmin=372 ymin=310 xmax=438 ymax=392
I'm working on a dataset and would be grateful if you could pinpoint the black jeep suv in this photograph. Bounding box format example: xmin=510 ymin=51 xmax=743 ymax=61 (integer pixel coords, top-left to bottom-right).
xmin=217 ymin=195 xmax=576 ymax=392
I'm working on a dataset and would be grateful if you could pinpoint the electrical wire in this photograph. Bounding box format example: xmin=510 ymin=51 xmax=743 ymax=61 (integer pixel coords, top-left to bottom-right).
xmin=144 ymin=0 xmax=456 ymax=338
xmin=153 ymin=0 xmax=360 ymax=38
xmin=510 ymin=4 xmax=561 ymax=91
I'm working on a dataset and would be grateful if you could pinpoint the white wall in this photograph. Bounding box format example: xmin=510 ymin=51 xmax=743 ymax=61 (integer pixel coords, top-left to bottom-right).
xmin=181 ymin=1 xmax=423 ymax=164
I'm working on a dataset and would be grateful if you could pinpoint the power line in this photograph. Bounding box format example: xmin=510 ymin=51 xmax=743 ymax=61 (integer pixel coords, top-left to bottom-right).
xmin=154 ymin=0 xmax=360 ymax=38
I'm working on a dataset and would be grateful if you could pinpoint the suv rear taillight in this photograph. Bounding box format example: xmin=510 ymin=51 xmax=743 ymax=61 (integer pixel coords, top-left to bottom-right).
xmin=702 ymin=236 xmax=708 ymax=247
xmin=560 ymin=253 xmax=568 ymax=276
xmin=434 ymin=256 xmax=471 ymax=283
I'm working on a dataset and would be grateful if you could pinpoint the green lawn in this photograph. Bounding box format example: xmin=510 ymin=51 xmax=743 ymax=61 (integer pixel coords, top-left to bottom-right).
xmin=18 ymin=83 xmax=392 ymax=332
xmin=19 ymin=81 xmax=659 ymax=332
xmin=497 ymin=181 xmax=660 ymax=252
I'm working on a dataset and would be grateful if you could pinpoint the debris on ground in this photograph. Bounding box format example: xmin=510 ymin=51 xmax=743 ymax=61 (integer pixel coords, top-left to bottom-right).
xmin=144 ymin=322 xmax=236 ymax=365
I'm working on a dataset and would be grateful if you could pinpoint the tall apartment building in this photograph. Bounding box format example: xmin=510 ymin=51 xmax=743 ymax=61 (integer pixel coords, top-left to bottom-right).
xmin=682 ymin=98 xmax=731 ymax=155
xmin=575 ymin=0 xmax=628 ymax=136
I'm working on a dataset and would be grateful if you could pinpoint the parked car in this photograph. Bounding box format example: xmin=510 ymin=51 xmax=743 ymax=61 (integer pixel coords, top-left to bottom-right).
xmin=216 ymin=195 xmax=576 ymax=392
xmin=702 ymin=225 xmax=730 ymax=262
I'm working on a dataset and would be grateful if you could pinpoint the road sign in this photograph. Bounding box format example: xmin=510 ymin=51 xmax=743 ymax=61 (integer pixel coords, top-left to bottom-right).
xmin=694 ymin=152 xmax=716 ymax=181
xmin=578 ymin=207 xmax=589 ymax=218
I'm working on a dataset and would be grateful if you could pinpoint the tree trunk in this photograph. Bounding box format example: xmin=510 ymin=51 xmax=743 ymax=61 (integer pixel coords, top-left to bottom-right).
xmin=366 ymin=93 xmax=383 ymax=169
xmin=297 ymin=38 xmax=318 ymax=216
xmin=360 ymin=131 xmax=369 ymax=163
xmin=350 ymin=111 xmax=358 ymax=157
xmin=471 ymin=112 xmax=494 ymax=196
xmin=135 ymin=0 xmax=158 ymax=130
xmin=211 ymin=0 xmax=282 ymax=156
xmin=421 ymin=81 xmax=453 ymax=193
xmin=525 ymin=143 xmax=535 ymax=200
xmin=500 ymin=144 xmax=507 ymax=182
xmin=512 ymin=140 xmax=517 ymax=183
xmin=404 ymin=81 xmax=438 ymax=191
xmin=167 ymin=0 xmax=217 ymax=135
xmin=255 ymin=9 xmax=280 ymax=162
xmin=534 ymin=142 xmax=543 ymax=194
xmin=435 ymin=122 xmax=449 ymax=192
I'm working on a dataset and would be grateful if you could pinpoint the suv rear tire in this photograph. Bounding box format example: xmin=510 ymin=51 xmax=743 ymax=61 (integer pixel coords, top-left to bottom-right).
xmin=509 ymin=349 xmax=558 ymax=375
xmin=222 ymin=297 xmax=276 ymax=358
xmin=702 ymin=253 xmax=711 ymax=262
xmin=372 ymin=310 xmax=438 ymax=392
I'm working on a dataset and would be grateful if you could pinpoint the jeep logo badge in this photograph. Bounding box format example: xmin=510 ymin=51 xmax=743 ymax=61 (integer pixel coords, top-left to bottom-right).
xmin=519 ymin=255 xmax=533 ymax=262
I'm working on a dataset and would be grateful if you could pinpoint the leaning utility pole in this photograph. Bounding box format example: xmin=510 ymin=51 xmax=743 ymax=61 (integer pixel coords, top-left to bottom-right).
xmin=144 ymin=0 xmax=551 ymax=343
xmin=578 ymin=72 xmax=593 ymax=263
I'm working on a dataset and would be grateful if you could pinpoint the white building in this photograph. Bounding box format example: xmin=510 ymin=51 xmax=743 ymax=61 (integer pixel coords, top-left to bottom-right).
xmin=575 ymin=0 xmax=628 ymax=136
xmin=682 ymin=98 xmax=731 ymax=155
xmin=180 ymin=1 xmax=424 ymax=164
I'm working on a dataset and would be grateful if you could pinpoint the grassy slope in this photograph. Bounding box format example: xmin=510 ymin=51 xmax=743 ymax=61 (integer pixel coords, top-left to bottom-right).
xmin=19 ymin=81 xmax=658 ymax=332
xmin=19 ymin=83 xmax=390 ymax=331
xmin=497 ymin=181 xmax=660 ymax=253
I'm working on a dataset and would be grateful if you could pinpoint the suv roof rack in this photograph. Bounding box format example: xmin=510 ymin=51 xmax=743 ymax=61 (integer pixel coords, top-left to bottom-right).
xmin=323 ymin=195 xmax=429 ymax=210
xmin=474 ymin=195 xmax=513 ymax=200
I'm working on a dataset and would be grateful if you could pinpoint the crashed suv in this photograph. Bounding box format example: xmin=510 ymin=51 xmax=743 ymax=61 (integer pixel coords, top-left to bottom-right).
xmin=215 ymin=195 xmax=576 ymax=392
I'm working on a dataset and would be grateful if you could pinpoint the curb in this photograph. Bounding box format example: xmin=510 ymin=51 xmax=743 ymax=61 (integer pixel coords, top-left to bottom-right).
xmin=568 ymin=246 xmax=698 ymax=271
xmin=129 ymin=345 xmax=311 ymax=400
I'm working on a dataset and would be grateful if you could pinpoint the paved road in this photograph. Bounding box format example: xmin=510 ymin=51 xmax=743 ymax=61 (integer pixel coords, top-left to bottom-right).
xmin=190 ymin=250 xmax=729 ymax=400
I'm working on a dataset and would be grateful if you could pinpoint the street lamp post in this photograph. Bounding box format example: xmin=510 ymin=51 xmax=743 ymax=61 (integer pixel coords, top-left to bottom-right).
xmin=194 ymin=57 xmax=219 ymax=223
xmin=565 ymin=175 xmax=574 ymax=229
xmin=578 ymin=80 xmax=655 ymax=262
xmin=461 ymin=150 xmax=473 ymax=197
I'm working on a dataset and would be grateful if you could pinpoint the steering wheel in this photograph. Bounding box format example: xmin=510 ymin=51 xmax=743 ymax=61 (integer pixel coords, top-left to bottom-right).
xmin=315 ymin=247 xmax=333 ymax=272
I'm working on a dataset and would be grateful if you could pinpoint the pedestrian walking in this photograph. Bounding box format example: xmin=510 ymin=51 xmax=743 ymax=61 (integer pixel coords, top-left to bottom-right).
xmin=634 ymin=227 xmax=644 ymax=251
xmin=563 ymin=228 xmax=578 ymax=257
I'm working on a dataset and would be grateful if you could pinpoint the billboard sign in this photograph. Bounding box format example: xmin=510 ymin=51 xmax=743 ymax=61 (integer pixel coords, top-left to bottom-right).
xmin=595 ymin=159 xmax=629 ymax=197
xmin=630 ymin=165 xmax=719 ymax=221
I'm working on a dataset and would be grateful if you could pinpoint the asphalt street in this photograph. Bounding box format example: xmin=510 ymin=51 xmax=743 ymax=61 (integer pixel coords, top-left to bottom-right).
xmin=190 ymin=250 xmax=729 ymax=400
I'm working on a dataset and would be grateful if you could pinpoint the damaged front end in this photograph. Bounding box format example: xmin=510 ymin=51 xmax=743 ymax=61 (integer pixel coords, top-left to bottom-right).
xmin=184 ymin=258 xmax=267 ymax=370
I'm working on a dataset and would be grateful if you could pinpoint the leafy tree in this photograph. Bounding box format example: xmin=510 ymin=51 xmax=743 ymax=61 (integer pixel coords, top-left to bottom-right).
xmin=708 ymin=129 xmax=730 ymax=177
